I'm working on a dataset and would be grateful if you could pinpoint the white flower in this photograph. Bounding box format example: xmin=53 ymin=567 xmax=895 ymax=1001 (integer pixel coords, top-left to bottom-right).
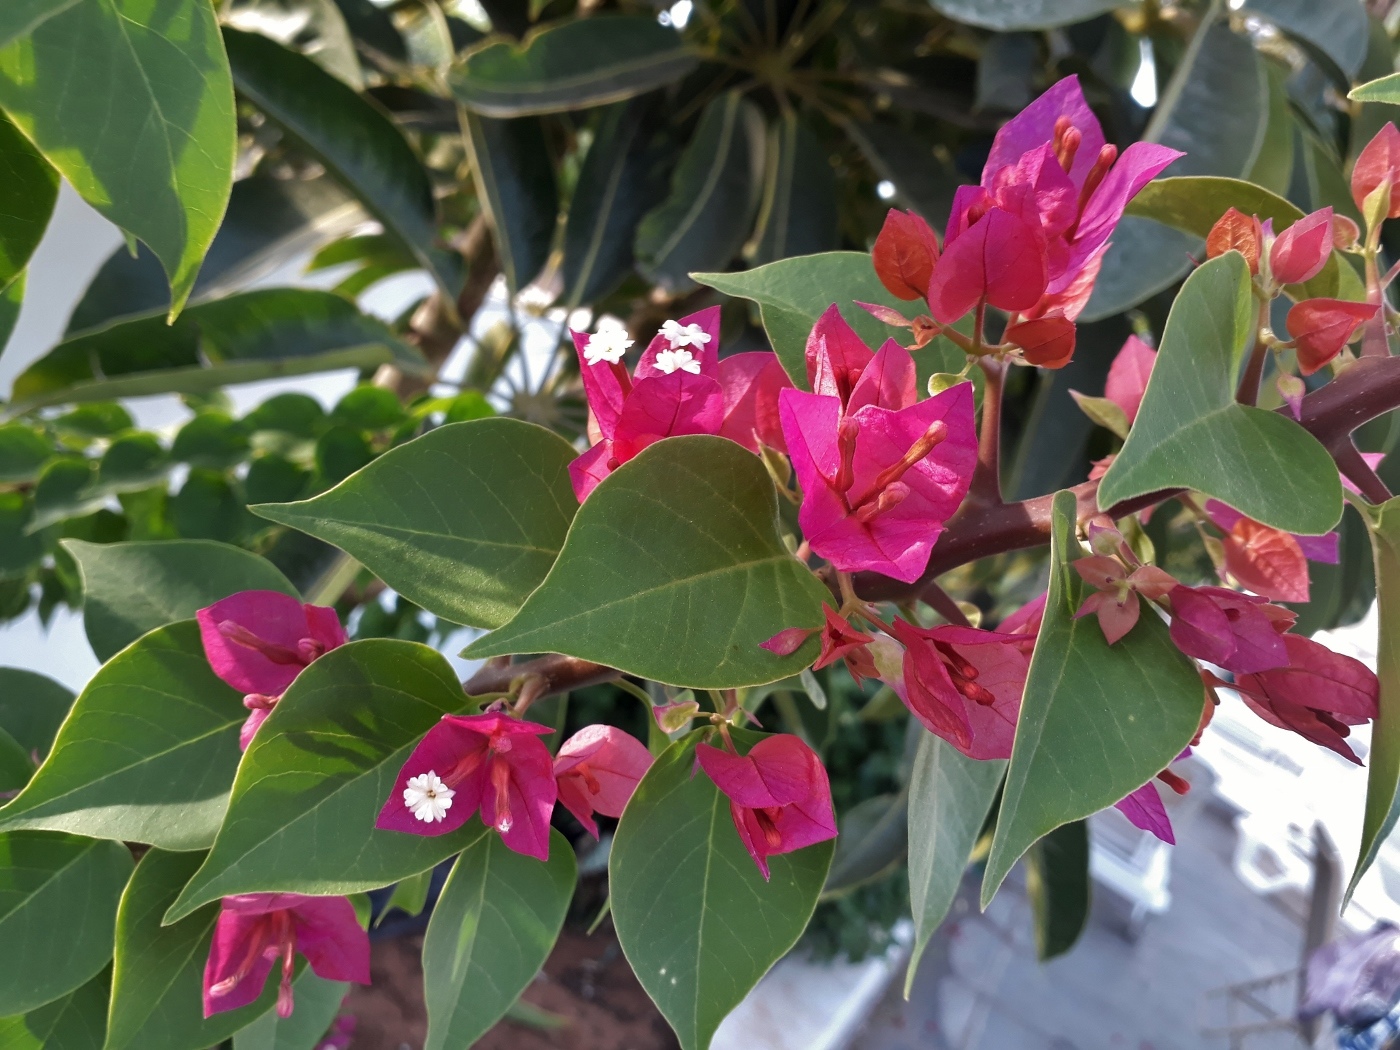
xmin=583 ymin=325 xmax=634 ymax=366
xmin=654 ymin=348 xmax=702 ymax=375
xmin=404 ymin=771 xmax=454 ymax=823
xmin=660 ymin=319 xmax=712 ymax=349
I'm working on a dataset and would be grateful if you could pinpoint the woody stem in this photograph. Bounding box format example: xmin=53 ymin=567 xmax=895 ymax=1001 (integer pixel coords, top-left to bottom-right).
xmin=920 ymin=580 xmax=973 ymax=627
xmin=970 ymin=356 xmax=1005 ymax=505
xmin=1235 ymin=299 xmax=1271 ymax=407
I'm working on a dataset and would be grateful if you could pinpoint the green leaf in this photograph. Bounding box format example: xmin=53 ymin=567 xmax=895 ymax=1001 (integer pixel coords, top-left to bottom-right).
xmin=1097 ymin=253 xmax=1342 ymax=535
xmin=1347 ymin=495 xmax=1400 ymax=902
xmin=94 ymin=432 xmax=172 ymax=495
xmin=68 ymin=175 xmax=360 ymax=334
xmin=610 ymin=730 xmax=834 ymax=1050
xmin=7 ymin=289 xmax=428 ymax=417
xmin=0 ymin=966 xmax=109 ymax=1050
xmin=253 ymin=419 xmax=577 ymax=630
xmin=0 ymin=0 xmax=235 ymax=315
xmin=0 ymin=728 xmax=34 ymax=794
xmin=383 ymin=868 xmax=434 ymax=920
xmin=0 ymin=110 xmax=56 ymax=290
xmin=0 ymin=667 xmax=74 ymax=760
xmin=561 ymin=100 xmax=670 ymax=307
xmin=30 ymin=459 xmax=105 ymax=532
xmin=1025 ymin=820 xmax=1090 ymax=961
xmin=451 ymin=15 xmax=696 ymax=117
xmin=223 ymin=27 xmax=460 ymax=298
xmin=0 ymin=424 xmax=52 ymax=484
xmin=422 ymin=827 xmax=575 ymax=1050
xmin=171 ymin=413 xmax=248 ymax=470
xmin=635 ymin=91 xmax=764 ymax=293
xmin=1125 ymin=176 xmax=1349 ymax=301
xmin=63 ymin=539 xmax=297 ymax=663
xmin=172 ymin=470 xmax=247 ymax=543
xmin=0 ymin=621 xmax=244 ymax=851
xmin=232 ymin=971 xmax=347 ymax=1050
xmin=927 ymin=0 xmax=1121 ymax=30
xmin=465 ymin=435 xmax=829 ymax=689
xmin=1246 ymin=62 xmax=1294 ymax=196
xmin=0 ymin=492 xmax=43 ymax=574
xmin=822 ymin=791 xmax=907 ymax=898
xmin=1351 ymin=71 xmax=1400 ymax=103
xmin=750 ymin=112 xmax=838 ymax=267
xmin=0 ymin=272 xmax=21 ymax=361
xmin=1083 ymin=18 xmax=1267 ymax=321
xmin=0 ymin=0 xmax=79 ymax=50
xmin=905 ymin=735 xmax=1004 ymax=995
xmin=462 ymin=111 xmax=558 ymax=294
xmin=164 ymin=640 xmax=484 ymax=922
xmin=106 ymin=849 xmax=289 ymax=1050
xmin=1247 ymin=0 xmax=1368 ymax=82
xmin=981 ymin=491 xmax=1205 ymax=907
xmin=225 ymin=0 xmax=363 ymax=90
xmin=330 ymin=385 xmax=403 ymax=430
xmin=0 ymin=832 xmax=132 ymax=1015
xmin=695 ymin=251 xmax=911 ymax=389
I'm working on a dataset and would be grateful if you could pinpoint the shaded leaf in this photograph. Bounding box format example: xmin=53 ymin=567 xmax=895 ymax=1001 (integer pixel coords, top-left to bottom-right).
xmin=451 ymin=15 xmax=696 ymax=116
xmin=0 ymin=966 xmax=109 ymax=1050
xmin=1025 ymin=819 xmax=1090 ymax=961
xmin=63 ymin=539 xmax=297 ymax=663
xmin=253 ymin=419 xmax=577 ymax=630
xmin=422 ymin=827 xmax=575 ymax=1050
xmin=0 ymin=832 xmax=132 ymax=1015
xmin=465 ymin=436 xmax=829 ymax=689
xmin=0 ymin=621 xmax=245 ymax=851
xmin=981 ymin=491 xmax=1204 ymax=906
xmin=1247 ymin=0 xmax=1368 ymax=82
xmin=0 ymin=0 xmax=80 ymax=50
xmin=0 ymin=110 xmax=56 ymax=290
xmin=223 ymin=27 xmax=461 ymax=298
xmin=928 ymin=0 xmax=1121 ymax=30
xmin=0 ymin=0 xmax=236 ymax=314
xmin=845 ymin=120 xmax=965 ymax=229
xmin=462 ymin=111 xmax=557 ymax=293
xmin=165 ymin=640 xmax=483 ymax=922
xmin=822 ymin=791 xmax=907 ymax=898
xmin=0 ymin=273 xmax=20 ymax=362
xmin=8 ymin=289 xmax=428 ymax=417
xmin=0 ymin=666 xmax=74 ymax=760
xmin=751 ymin=112 xmax=839 ymax=266
xmin=1098 ymin=253 xmax=1342 ymax=535
xmin=225 ymin=0 xmax=363 ymax=89
xmin=0 ymin=424 xmax=51 ymax=484
xmin=232 ymin=970 xmax=348 ymax=1050
xmin=635 ymin=91 xmax=764 ymax=293
xmin=610 ymin=730 xmax=833 ymax=1050
xmin=905 ymin=735 xmax=1004 ymax=995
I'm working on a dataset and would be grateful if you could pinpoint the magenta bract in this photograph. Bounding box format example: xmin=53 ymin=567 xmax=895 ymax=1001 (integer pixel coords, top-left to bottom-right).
xmin=554 ymin=725 xmax=653 ymax=838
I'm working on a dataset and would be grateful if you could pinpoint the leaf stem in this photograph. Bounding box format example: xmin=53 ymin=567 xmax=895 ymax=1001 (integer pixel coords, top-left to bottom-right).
xmin=970 ymin=356 xmax=1005 ymax=504
xmin=920 ymin=580 xmax=973 ymax=627
xmin=1236 ymin=299 xmax=1272 ymax=407
xmin=1333 ymin=438 xmax=1394 ymax=505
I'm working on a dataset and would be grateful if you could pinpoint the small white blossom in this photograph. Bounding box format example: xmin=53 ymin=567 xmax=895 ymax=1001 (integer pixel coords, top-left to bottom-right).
xmin=404 ymin=771 xmax=454 ymax=823
xmin=654 ymin=348 xmax=702 ymax=375
xmin=660 ymin=319 xmax=712 ymax=349
xmin=583 ymin=325 xmax=634 ymax=366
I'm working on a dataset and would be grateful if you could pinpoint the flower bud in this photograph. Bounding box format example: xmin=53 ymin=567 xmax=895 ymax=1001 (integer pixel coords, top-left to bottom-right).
xmin=1005 ymin=314 xmax=1076 ymax=369
xmin=1269 ymin=208 xmax=1333 ymax=286
xmin=1286 ymin=298 xmax=1378 ymax=375
xmin=1352 ymin=123 xmax=1400 ymax=220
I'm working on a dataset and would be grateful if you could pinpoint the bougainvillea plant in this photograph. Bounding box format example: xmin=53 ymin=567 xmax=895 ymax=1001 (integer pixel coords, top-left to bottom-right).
xmin=8 ymin=1 xmax=1400 ymax=1049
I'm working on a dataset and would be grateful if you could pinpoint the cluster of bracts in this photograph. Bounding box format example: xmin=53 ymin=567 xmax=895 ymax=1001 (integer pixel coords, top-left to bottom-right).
xmin=182 ymin=76 xmax=1389 ymax=1020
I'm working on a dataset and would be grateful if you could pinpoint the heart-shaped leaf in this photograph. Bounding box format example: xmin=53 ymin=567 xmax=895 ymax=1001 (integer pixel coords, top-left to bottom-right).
xmin=1097 ymin=252 xmax=1343 ymax=535
xmin=0 ymin=0 xmax=235 ymax=315
xmin=450 ymin=15 xmax=696 ymax=117
xmin=0 ymin=966 xmax=110 ymax=1050
xmin=695 ymin=252 xmax=916 ymax=388
xmin=165 ymin=640 xmax=481 ymax=923
xmin=7 ymin=289 xmax=428 ymax=417
xmin=107 ymin=849 xmax=306 ymax=1050
xmin=0 ymin=621 xmax=244 ymax=851
xmin=905 ymin=735 xmax=1004 ymax=994
xmin=465 ymin=435 xmax=829 ymax=689
xmin=223 ymin=27 xmax=461 ymax=299
xmin=64 ymin=539 xmax=298 ymax=662
xmin=0 ymin=832 xmax=132 ymax=1015
xmin=252 ymin=420 xmax=577 ymax=629
xmin=422 ymin=827 xmax=575 ymax=1050
xmin=610 ymin=730 xmax=833 ymax=1050
xmin=982 ymin=490 xmax=1204 ymax=906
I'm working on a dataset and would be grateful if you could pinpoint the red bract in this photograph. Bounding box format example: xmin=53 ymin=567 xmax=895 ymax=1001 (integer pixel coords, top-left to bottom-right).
xmin=1202 ymin=500 xmax=1336 ymax=602
xmin=569 ymin=307 xmax=792 ymax=500
xmin=554 ymin=725 xmax=652 ymax=838
xmin=196 ymin=591 xmax=347 ymax=750
xmin=1205 ymin=208 xmax=1263 ymax=273
xmin=695 ymin=734 xmax=837 ymax=879
xmin=1227 ymin=635 xmax=1380 ymax=764
xmin=872 ymin=208 xmax=940 ymax=301
xmin=203 ymin=893 xmax=369 ymax=1018
xmin=779 ymin=381 xmax=976 ymax=583
xmin=1269 ymin=208 xmax=1333 ymax=286
xmin=1167 ymin=585 xmax=1292 ymax=674
xmin=1005 ymin=314 xmax=1076 ymax=368
xmin=926 ymin=77 xmax=1180 ymax=326
xmin=1287 ymin=299 xmax=1378 ymax=376
xmin=1351 ymin=123 xmax=1400 ymax=218
xmin=377 ymin=713 xmax=557 ymax=860
xmin=1102 ymin=335 xmax=1156 ymax=424
xmin=811 ymin=604 xmax=879 ymax=683
xmin=888 ymin=620 xmax=1029 ymax=760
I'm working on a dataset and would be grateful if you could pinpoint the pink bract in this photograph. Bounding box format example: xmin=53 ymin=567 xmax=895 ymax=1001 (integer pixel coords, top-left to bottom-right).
xmin=695 ymin=734 xmax=837 ymax=880
xmin=1167 ymin=585 xmax=1291 ymax=675
xmin=196 ymin=591 xmax=347 ymax=698
xmin=203 ymin=893 xmax=368 ymax=1019
xmin=1103 ymin=335 xmax=1157 ymax=424
xmin=554 ymin=725 xmax=653 ymax=838
xmin=1113 ymin=782 xmax=1174 ymax=845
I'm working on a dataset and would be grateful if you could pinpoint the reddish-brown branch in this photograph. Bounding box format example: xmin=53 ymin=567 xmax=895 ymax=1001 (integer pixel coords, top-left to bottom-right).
xmin=463 ymin=653 xmax=619 ymax=697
